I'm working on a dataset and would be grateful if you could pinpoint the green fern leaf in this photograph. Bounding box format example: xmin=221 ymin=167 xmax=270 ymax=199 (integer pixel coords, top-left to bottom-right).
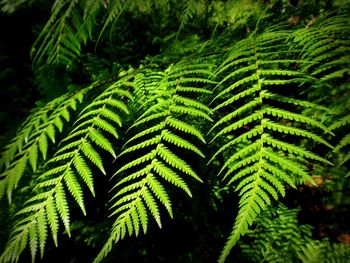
xmin=73 ymin=154 xmax=95 ymax=196
xmin=97 ymin=0 xmax=128 ymax=45
xmin=141 ymin=186 xmax=162 ymax=227
xmin=29 ymin=223 xmax=38 ymax=263
xmin=264 ymin=120 xmax=333 ymax=148
xmin=55 ymin=183 xmax=71 ymax=236
xmin=211 ymin=112 xmax=261 ymax=142
xmin=152 ymin=159 xmax=192 ymax=197
xmin=209 ymin=99 xmax=260 ymax=133
xmin=4 ymin=156 xmax=28 ymax=203
xmin=80 ymin=140 xmax=106 ymax=175
xmin=161 ymin=130 xmax=205 ymax=157
xmin=118 ymin=137 xmax=162 ymax=157
xmin=337 ymin=133 xmax=350 ymax=153
xmin=31 ymin=0 xmax=93 ymax=65
xmin=211 ymin=27 xmax=332 ymax=262
xmin=166 ymin=117 xmax=206 ymax=143
xmin=125 ymin=123 xmax=165 ymax=145
xmin=130 ymin=206 xmax=140 ymax=236
xmin=175 ymin=86 xmax=212 ymax=94
xmin=219 ymin=173 xmax=270 ymax=262
xmin=263 ymin=107 xmax=329 ymax=132
xmin=130 ymin=112 xmax=168 ymax=129
xmin=220 ymin=141 xmax=261 ymax=177
xmin=290 ymin=15 xmax=350 ymax=80
xmin=157 ymin=144 xmax=202 ymax=182
xmin=36 ymin=209 xmax=47 ymax=258
xmin=116 ymin=151 xmax=156 ymax=174
xmin=173 ymin=95 xmax=212 ymax=113
xmin=0 ymin=90 xmax=86 ymax=203
xmin=45 ymin=196 xmax=59 ymax=246
xmin=135 ymin=198 xmax=148 ymax=234
xmin=95 ymin=61 xmax=212 ymax=262
xmin=28 ymin=144 xmax=38 ymax=172
xmin=64 ymin=169 xmax=86 ymax=215
xmin=208 ymin=128 xmax=261 ymax=163
xmin=170 ymin=105 xmax=213 ymax=121
xmin=264 ymin=150 xmax=311 ymax=182
xmin=263 ymin=135 xmax=331 ymax=165
xmin=88 ymin=128 xmax=116 ymax=158
xmin=213 ymin=86 xmax=260 ymax=111
xmin=175 ymin=0 xmax=199 ymax=43
xmin=38 ymin=133 xmax=49 ymax=160
xmin=0 ymin=81 xmax=130 ymax=263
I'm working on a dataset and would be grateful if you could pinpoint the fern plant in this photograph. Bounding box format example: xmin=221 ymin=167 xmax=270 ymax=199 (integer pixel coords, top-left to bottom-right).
xmin=31 ymin=0 xmax=91 ymax=66
xmin=240 ymin=204 xmax=350 ymax=263
xmin=289 ymin=13 xmax=350 ymax=177
xmin=239 ymin=204 xmax=314 ymax=262
xmin=30 ymin=0 xmax=269 ymax=67
xmin=299 ymin=239 xmax=350 ymax=263
xmin=0 ymin=89 xmax=87 ymax=202
xmin=0 ymin=80 xmax=131 ymax=262
xmin=209 ymin=26 xmax=332 ymax=262
xmin=1 ymin=5 xmax=350 ymax=263
xmin=94 ymin=59 xmax=216 ymax=262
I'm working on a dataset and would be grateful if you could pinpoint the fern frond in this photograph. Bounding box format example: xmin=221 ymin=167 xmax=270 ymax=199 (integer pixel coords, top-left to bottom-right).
xmin=0 ymin=81 xmax=131 ymax=263
xmin=240 ymin=203 xmax=314 ymax=262
xmin=211 ymin=112 xmax=261 ymax=142
xmin=174 ymin=0 xmax=207 ymax=44
xmin=242 ymin=202 xmax=350 ymax=262
xmin=166 ymin=117 xmax=206 ymax=143
xmin=294 ymin=15 xmax=350 ymax=171
xmin=97 ymin=0 xmax=128 ymax=44
xmin=31 ymin=0 xmax=93 ymax=65
xmin=95 ymin=61 xmax=213 ymax=262
xmin=298 ymin=240 xmax=350 ymax=263
xmin=210 ymin=28 xmax=331 ymax=262
xmin=289 ymin=15 xmax=350 ymax=80
xmin=3 ymin=8 xmax=349 ymax=263
xmin=0 ymin=90 xmax=86 ymax=203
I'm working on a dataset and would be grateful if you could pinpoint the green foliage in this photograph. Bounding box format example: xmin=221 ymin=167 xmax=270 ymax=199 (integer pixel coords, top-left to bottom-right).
xmin=29 ymin=0 xmax=269 ymax=67
xmin=94 ymin=60 xmax=214 ymax=262
xmin=240 ymin=204 xmax=350 ymax=263
xmin=290 ymin=12 xmax=350 ymax=178
xmin=290 ymin=14 xmax=350 ymax=82
xmin=31 ymin=0 xmax=93 ymax=66
xmin=331 ymin=114 xmax=350 ymax=177
xmin=0 ymin=0 xmax=32 ymax=14
xmin=299 ymin=239 xmax=350 ymax=263
xmin=0 ymin=80 xmax=131 ymax=263
xmin=1 ymin=1 xmax=350 ymax=263
xmin=0 ymin=90 xmax=86 ymax=203
xmin=210 ymin=26 xmax=334 ymax=262
xmin=209 ymin=0 xmax=265 ymax=28
xmin=240 ymin=204 xmax=313 ymax=262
